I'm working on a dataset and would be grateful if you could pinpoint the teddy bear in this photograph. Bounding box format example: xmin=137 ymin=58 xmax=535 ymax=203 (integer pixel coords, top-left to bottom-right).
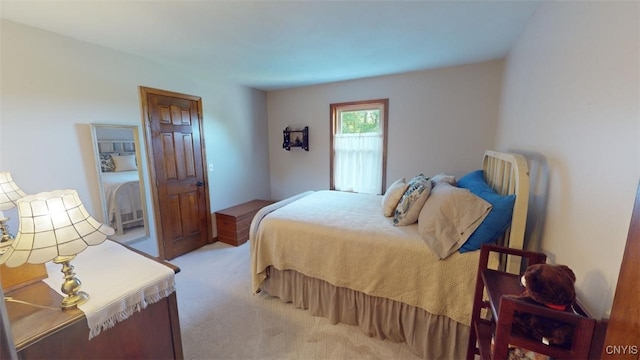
xmin=509 ymin=263 xmax=578 ymax=348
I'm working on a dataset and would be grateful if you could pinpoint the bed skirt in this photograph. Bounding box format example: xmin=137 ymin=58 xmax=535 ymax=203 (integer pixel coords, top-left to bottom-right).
xmin=262 ymin=266 xmax=469 ymax=360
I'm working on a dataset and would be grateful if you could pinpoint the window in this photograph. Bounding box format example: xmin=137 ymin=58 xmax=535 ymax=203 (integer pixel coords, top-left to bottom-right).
xmin=330 ymin=99 xmax=388 ymax=195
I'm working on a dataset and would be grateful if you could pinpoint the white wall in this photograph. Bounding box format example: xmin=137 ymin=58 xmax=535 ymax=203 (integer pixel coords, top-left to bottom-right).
xmin=267 ymin=60 xmax=504 ymax=200
xmin=496 ymin=2 xmax=639 ymax=318
xmin=0 ymin=20 xmax=271 ymax=255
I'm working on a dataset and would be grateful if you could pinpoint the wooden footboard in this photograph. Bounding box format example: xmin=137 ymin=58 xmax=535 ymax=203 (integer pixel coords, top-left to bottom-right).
xmin=112 ymin=180 xmax=145 ymax=235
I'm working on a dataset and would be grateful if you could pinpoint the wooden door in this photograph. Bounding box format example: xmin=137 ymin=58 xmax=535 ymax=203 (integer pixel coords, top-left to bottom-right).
xmin=140 ymin=87 xmax=211 ymax=260
xmin=601 ymin=181 xmax=640 ymax=359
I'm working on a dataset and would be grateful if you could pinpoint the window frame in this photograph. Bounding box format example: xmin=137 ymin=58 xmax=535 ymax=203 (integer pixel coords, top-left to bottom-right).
xmin=329 ymin=98 xmax=389 ymax=194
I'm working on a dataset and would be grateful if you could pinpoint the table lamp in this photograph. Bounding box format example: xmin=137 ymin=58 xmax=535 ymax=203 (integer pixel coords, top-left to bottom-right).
xmin=0 ymin=189 xmax=114 ymax=308
xmin=0 ymin=172 xmax=27 ymax=244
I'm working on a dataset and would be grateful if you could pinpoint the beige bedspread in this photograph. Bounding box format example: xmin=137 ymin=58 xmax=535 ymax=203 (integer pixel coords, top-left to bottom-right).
xmin=251 ymin=190 xmax=489 ymax=326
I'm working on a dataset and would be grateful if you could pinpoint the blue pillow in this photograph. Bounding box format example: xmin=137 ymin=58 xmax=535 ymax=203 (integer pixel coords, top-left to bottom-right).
xmin=457 ymin=170 xmax=516 ymax=252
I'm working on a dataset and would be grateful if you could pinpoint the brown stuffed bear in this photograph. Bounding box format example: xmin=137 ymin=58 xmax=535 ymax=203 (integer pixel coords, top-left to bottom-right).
xmin=509 ymin=263 xmax=578 ymax=348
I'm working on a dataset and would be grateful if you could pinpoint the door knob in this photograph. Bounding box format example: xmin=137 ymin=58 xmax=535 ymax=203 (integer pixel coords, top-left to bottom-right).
xmin=196 ymin=181 xmax=204 ymax=187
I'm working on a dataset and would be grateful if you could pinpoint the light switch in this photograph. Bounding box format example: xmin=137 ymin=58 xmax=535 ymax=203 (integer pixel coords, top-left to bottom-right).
xmin=208 ymin=163 xmax=214 ymax=171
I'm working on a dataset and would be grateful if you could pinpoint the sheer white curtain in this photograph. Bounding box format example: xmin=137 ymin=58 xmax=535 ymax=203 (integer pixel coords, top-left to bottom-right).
xmin=333 ymin=133 xmax=383 ymax=194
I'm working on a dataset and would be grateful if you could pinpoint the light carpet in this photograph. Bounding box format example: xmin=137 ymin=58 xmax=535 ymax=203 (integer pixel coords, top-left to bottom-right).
xmin=171 ymin=241 xmax=422 ymax=360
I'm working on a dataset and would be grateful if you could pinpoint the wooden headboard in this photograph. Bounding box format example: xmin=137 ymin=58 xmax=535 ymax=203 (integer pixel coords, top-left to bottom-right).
xmin=97 ymin=139 xmax=136 ymax=154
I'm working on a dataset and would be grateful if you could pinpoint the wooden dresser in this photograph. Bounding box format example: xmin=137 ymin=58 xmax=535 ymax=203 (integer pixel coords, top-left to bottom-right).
xmin=215 ymin=199 xmax=274 ymax=246
xmin=6 ymin=282 xmax=182 ymax=359
xmin=1 ymin=243 xmax=183 ymax=359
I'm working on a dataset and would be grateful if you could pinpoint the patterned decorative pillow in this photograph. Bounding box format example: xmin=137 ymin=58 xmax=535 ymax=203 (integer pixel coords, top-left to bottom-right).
xmin=393 ymin=174 xmax=432 ymax=226
xmin=100 ymin=154 xmax=116 ymax=172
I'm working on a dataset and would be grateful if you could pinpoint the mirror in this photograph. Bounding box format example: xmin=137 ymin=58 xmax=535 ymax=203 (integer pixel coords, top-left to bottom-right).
xmin=90 ymin=124 xmax=149 ymax=244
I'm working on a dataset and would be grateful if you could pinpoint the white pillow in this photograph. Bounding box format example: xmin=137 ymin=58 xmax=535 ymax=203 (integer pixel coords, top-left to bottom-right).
xmin=393 ymin=174 xmax=432 ymax=226
xmin=431 ymin=173 xmax=457 ymax=186
xmin=112 ymin=154 xmax=137 ymax=172
xmin=381 ymin=178 xmax=409 ymax=217
xmin=418 ymin=182 xmax=492 ymax=259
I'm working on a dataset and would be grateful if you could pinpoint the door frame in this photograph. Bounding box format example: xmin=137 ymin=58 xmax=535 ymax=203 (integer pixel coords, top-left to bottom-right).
xmin=601 ymin=181 xmax=640 ymax=359
xmin=139 ymin=86 xmax=212 ymax=260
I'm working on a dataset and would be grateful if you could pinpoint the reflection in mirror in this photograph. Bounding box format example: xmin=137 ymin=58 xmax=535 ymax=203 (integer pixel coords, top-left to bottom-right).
xmin=91 ymin=124 xmax=149 ymax=244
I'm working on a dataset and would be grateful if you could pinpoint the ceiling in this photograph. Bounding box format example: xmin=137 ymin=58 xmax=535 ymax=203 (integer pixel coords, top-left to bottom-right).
xmin=0 ymin=1 xmax=540 ymax=91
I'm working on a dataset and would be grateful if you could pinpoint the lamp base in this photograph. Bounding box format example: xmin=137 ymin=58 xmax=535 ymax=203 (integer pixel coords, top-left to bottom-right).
xmin=61 ymin=291 xmax=89 ymax=309
xmin=53 ymin=255 xmax=90 ymax=309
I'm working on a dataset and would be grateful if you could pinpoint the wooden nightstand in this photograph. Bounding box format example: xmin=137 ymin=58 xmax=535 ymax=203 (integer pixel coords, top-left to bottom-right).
xmin=467 ymin=244 xmax=606 ymax=360
xmin=215 ymin=199 xmax=274 ymax=246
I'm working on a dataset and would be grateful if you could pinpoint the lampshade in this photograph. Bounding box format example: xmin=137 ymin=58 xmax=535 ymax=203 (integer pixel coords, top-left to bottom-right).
xmin=0 ymin=172 xmax=27 ymax=211
xmin=0 ymin=189 xmax=115 ymax=267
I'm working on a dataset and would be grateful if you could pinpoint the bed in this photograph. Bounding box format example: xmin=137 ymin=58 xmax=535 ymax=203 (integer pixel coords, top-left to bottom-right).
xmin=250 ymin=150 xmax=529 ymax=359
xmin=101 ymin=171 xmax=144 ymax=235
xmin=97 ymin=140 xmax=145 ymax=235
